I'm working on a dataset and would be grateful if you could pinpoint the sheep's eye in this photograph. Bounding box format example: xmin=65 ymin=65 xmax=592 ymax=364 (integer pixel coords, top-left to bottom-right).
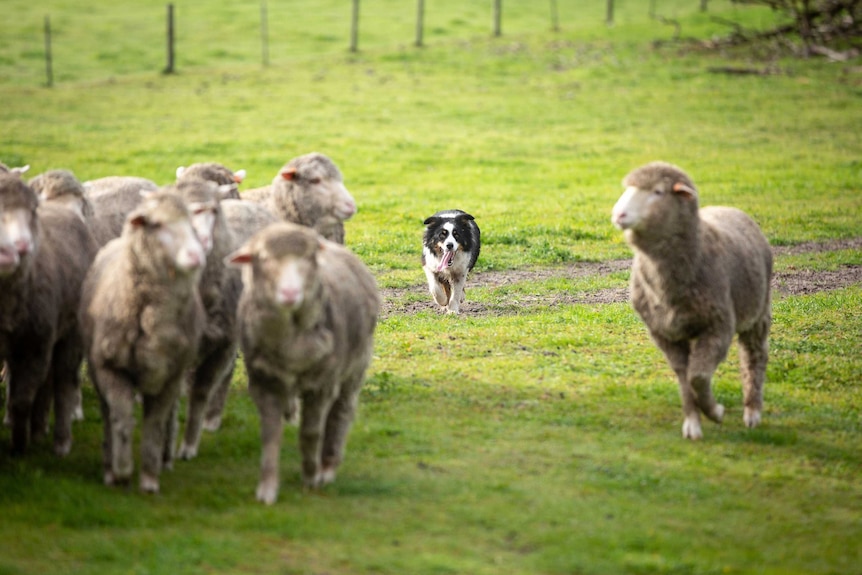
xmin=308 ymin=177 xmax=322 ymax=185
xmin=653 ymin=188 xmax=664 ymax=196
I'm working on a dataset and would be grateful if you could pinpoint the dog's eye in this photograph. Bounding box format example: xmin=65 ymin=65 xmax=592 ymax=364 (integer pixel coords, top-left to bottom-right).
xmin=440 ymin=230 xmax=448 ymax=238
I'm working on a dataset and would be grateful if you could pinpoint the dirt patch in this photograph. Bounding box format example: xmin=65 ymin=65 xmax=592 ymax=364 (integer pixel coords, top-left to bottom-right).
xmin=380 ymin=238 xmax=862 ymax=318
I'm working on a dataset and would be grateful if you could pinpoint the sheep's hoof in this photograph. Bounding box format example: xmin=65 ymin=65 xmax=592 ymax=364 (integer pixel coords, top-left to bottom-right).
xmin=72 ymin=406 xmax=85 ymax=422
xmin=319 ymin=466 xmax=337 ymax=486
xmin=140 ymin=474 xmax=160 ymax=494
xmin=682 ymin=417 xmax=703 ymax=440
xmin=202 ymin=416 xmax=222 ymax=432
xmin=105 ymin=471 xmax=131 ymax=487
xmin=256 ymin=480 xmax=278 ymax=505
xmin=706 ymin=403 xmax=725 ymax=424
xmin=54 ymin=438 xmax=72 ymax=458
xmin=744 ymin=407 xmax=762 ymax=428
xmin=177 ymin=442 xmax=198 ymax=460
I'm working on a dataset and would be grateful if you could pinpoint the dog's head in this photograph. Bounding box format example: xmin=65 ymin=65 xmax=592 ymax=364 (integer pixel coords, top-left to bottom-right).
xmin=423 ymin=211 xmax=476 ymax=272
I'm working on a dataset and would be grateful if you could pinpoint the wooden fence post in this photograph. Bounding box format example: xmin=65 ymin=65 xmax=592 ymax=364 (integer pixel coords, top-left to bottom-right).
xmin=493 ymin=0 xmax=502 ymax=37
xmin=415 ymin=0 xmax=425 ymax=47
xmin=350 ymin=0 xmax=359 ymax=52
xmin=700 ymin=0 xmax=708 ymax=11
xmin=606 ymin=0 xmax=614 ymax=25
xmin=550 ymin=0 xmax=559 ymax=31
xmin=44 ymin=15 xmax=53 ymax=87
xmin=261 ymin=0 xmax=269 ymax=66
xmin=164 ymin=3 xmax=175 ymax=74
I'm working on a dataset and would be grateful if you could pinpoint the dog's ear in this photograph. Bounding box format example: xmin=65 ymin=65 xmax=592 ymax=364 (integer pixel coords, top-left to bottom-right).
xmin=423 ymin=216 xmax=439 ymax=227
xmin=457 ymin=212 xmax=475 ymax=222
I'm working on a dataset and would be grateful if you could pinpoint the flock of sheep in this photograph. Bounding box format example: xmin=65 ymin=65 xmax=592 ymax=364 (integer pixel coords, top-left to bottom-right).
xmin=0 ymin=155 xmax=772 ymax=503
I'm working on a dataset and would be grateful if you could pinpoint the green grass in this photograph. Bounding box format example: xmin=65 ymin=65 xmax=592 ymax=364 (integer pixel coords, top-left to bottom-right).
xmin=1 ymin=1 xmax=861 ymax=574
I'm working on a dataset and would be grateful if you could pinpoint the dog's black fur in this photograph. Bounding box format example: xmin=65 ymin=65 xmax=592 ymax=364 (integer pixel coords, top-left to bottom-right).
xmin=421 ymin=210 xmax=480 ymax=314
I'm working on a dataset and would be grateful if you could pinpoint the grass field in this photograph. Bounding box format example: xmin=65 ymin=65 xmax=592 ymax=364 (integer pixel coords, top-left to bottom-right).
xmin=1 ymin=1 xmax=861 ymax=574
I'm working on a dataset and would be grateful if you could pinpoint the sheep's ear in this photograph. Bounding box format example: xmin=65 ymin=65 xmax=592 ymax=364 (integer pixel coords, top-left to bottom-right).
xmin=128 ymin=212 xmax=148 ymax=229
xmin=224 ymin=247 xmax=254 ymax=268
xmin=11 ymin=165 xmax=30 ymax=177
xmin=280 ymin=167 xmax=297 ymax=181
xmin=672 ymin=182 xmax=696 ymax=199
xmin=423 ymin=216 xmax=439 ymax=227
xmin=176 ymin=166 xmax=186 ymax=179
xmin=217 ymin=183 xmax=237 ymax=200
xmin=233 ymin=169 xmax=246 ymax=183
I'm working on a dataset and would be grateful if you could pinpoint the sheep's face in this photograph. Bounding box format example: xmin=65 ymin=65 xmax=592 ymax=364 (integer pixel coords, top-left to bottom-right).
xmin=227 ymin=224 xmax=321 ymax=311
xmin=612 ymin=162 xmax=698 ymax=233
xmin=29 ymin=170 xmax=91 ymax=222
xmin=277 ymin=154 xmax=357 ymax=221
xmin=187 ymin=200 xmax=219 ymax=254
xmin=0 ymin=176 xmax=39 ymax=276
xmin=129 ymin=193 xmax=205 ymax=274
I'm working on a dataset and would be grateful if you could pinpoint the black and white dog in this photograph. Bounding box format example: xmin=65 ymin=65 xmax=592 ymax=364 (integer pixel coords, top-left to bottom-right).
xmin=422 ymin=210 xmax=480 ymax=314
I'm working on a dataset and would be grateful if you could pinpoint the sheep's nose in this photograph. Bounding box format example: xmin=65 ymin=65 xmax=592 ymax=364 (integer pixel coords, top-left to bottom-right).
xmin=14 ymin=238 xmax=32 ymax=255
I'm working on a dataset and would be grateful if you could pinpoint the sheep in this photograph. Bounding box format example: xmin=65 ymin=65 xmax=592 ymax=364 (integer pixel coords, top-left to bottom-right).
xmin=79 ymin=190 xmax=206 ymax=492
xmin=0 ymin=173 xmax=98 ymax=455
xmin=170 ymin=178 xmax=242 ymax=458
xmin=29 ymin=169 xmax=94 ymax=223
xmin=195 ymin=197 xmax=281 ymax=432
xmin=176 ymin=162 xmax=246 ymax=200
xmin=0 ymin=162 xmax=30 ymax=177
xmin=84 ymin=176 xmax=159 ymax=246
xmin=27 ymin=169 xmax=94 ymax=421
xmin=611 ymin=161 xmax=772 ymax=440
xmin=226 ymin=222 xmax=379 ymax=504
xmin=242 ymin=153 xmax=357 ymax=244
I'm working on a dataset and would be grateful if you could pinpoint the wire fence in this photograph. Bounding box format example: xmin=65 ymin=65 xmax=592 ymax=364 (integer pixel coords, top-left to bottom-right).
xmin=2 ymin=0 xmax=718 ymax=87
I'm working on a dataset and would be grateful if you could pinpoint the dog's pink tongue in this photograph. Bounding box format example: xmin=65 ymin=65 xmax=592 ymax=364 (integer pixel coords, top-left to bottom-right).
xmin=436 ymin=251 xmax=453 ymax=272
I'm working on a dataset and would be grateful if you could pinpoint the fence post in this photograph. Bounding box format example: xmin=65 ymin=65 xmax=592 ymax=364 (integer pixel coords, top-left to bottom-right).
xmin=415 ymin=0 xmax=424 ymax=47
xmin=700 ymin=0 xmax=708 ymax=11
xmin=649 ymin=0 xmax=657 ymax=18
xmin=606 ymin=0 xmax=614 ymax=25
xmin=550 ymin=0 xmax=559 ymax=31
xmin=261 ymin=0 xmax=269 ymax=66
xmin=493 ymin=0 xmax=501 ymax=37
xmin=44 ymin=15 xmax=53 ymax=88
xmin=350 ymin=0 xmax=359 ymax=52
xmin=164 ymin=3 xmax=175 ymax=74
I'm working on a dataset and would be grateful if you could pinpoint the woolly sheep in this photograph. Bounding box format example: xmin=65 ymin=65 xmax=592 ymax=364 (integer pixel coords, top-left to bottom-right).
xmin=0 ymin=162 xmax=30 ymax=177
xmin=170 ymin=178 xmax=242 ymax=458
xmin=611 ymin=161 xmax=772 ymax=440
xmin=84 ymin=176 xmax=159 ymax=246
xmin=176 ymin=162 xmax=246 ymax=200
xmin=226 ymin=222 xmax=379 ymax=504
xmin=0 ymin=173 xmax=98 ymax=455
xmin=29 ymin=169 xmax=94 ymax=223
xmin=79 ymin=190 xmax=206 ymax=492
xmin=242 ymin=153 xmax=356 ymax=244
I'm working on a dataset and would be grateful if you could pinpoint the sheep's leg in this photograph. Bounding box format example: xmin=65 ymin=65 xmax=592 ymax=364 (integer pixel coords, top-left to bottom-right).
xmin=51 ymin=336 xmax=84 ymax=457
xmin=738 ymin=315 xmax=770 ymax=429
xmin=424 ymin=268 xmax=448 ymax=307
xmin=249 ymin=378 xmax=289 ymax=505
xmin=687 ymin=333 xmax=731 ymax=428
xmin=95 ymin=369 xmax=136 ymax=486
xmin=299 ymin=387 xmax=336 ymax=489
xmin=202 ymin=356 xmax=236 ymax=432
xmin=139 ymin=378 xmax=182 ymax=493
xmin=652 ymin=335 xmax=704 ymax=439
xmin=31 ymin=374 xmax=53 ymax=443
xmin=179 ymin=341 xmax=237 ymax=459
xmin=320 ymin=383 xmax=361 ymax=485
xmin=6 ymin=349 xmax=51 ymax=454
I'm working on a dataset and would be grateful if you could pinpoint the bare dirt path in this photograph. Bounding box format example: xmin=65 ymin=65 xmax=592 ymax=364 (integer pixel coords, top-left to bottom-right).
xmin=381 ymin=238 xmax=862 ymax=317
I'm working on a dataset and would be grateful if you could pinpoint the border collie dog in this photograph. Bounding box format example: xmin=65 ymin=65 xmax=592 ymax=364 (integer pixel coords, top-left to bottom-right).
xmin=422 ymin=210 xmax=480 ymax=314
